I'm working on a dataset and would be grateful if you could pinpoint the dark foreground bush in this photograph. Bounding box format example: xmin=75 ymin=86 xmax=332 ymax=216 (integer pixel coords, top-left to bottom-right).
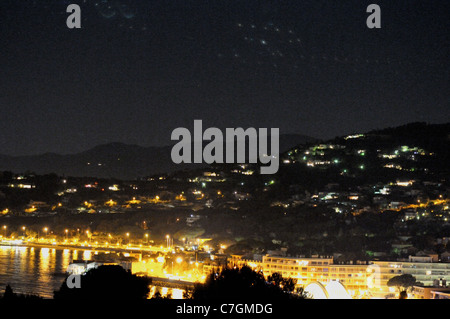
xmin=54 ymin=265 xmax=151 ymax=300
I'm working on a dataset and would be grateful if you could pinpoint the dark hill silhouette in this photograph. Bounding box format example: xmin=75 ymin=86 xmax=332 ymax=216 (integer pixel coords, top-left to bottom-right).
xmin=0 ymin=134 xmax=316 ymax=180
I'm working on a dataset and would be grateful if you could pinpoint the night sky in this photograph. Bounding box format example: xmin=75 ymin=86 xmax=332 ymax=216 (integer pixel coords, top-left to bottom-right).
xmin=1 ymin=0 xmax=449 ymax=156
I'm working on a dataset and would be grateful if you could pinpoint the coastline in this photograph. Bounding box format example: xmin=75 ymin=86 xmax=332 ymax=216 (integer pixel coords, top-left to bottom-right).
xmin=0 ymin=241 xmax=152 ymax=254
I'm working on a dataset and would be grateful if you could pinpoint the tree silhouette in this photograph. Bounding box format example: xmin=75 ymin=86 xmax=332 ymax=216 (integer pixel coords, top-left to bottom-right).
xmin=387 ymin=274 xmax=417 ymax=294
xmin=267 ymin=272 xmax=297 ymax=292
xmin=3 ymin=285 xmax=15 ymax=300
xmin=54 ymin=265 xmax=151 ymax=300
xmin=2 ymin=284 xmax=42 ymax=300
xmin=191 ymin=265 xmax=304 ymax=300
xmin=151 ymin=290 xmax=172 ymax=299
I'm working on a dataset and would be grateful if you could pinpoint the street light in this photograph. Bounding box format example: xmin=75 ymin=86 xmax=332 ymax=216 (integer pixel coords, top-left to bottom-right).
xmin=126 ymin=232 xmax=130 ymax=246
xmin=3 ymin=225 xmax=7 ymax=238
xmin=43 ymin=227 xmax=48 ymax=241
xmin=86 ymin=230 xmax=91 ymax=244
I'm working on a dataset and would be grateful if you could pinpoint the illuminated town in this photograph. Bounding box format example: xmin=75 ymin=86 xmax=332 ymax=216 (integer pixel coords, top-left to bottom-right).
xmin=0 ymin=1 xmax=449 ymax=305
xmin=1 ymin=123 xmax=450 ymax=299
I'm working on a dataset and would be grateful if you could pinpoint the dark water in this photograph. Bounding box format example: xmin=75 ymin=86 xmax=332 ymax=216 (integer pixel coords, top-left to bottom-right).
xmin=0 ymin=245 xmax=93 ymax=299
xmin=0 ymin=245 xmax=184 ymax=299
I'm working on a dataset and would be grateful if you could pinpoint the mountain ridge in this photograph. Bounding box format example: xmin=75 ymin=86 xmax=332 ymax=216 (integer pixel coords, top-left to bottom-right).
xmin=0 ymin=134 xmax=316 ymax=179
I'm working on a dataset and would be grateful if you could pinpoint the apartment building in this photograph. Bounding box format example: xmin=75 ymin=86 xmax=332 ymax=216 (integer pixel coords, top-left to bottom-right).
xmin=229 ymin=254 xmax=450 ymax=298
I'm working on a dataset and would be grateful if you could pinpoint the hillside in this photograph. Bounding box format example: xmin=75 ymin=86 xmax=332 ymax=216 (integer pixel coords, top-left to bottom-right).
xmin=0 ymin=134 xmax=316 ymax=179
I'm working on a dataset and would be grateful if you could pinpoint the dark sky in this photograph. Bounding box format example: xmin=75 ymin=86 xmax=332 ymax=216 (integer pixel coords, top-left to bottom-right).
xmin=1 ymin=0 xmax=449 ymax=155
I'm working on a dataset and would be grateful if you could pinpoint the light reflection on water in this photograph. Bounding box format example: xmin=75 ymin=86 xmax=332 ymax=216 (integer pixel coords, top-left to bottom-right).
xmin=0 ymin=246 xmax=83 ymax=299
xmin=0 ymin=246 xmax=185 ymax=299
xmin=83 ymin=250 xmax=92 ymax=261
